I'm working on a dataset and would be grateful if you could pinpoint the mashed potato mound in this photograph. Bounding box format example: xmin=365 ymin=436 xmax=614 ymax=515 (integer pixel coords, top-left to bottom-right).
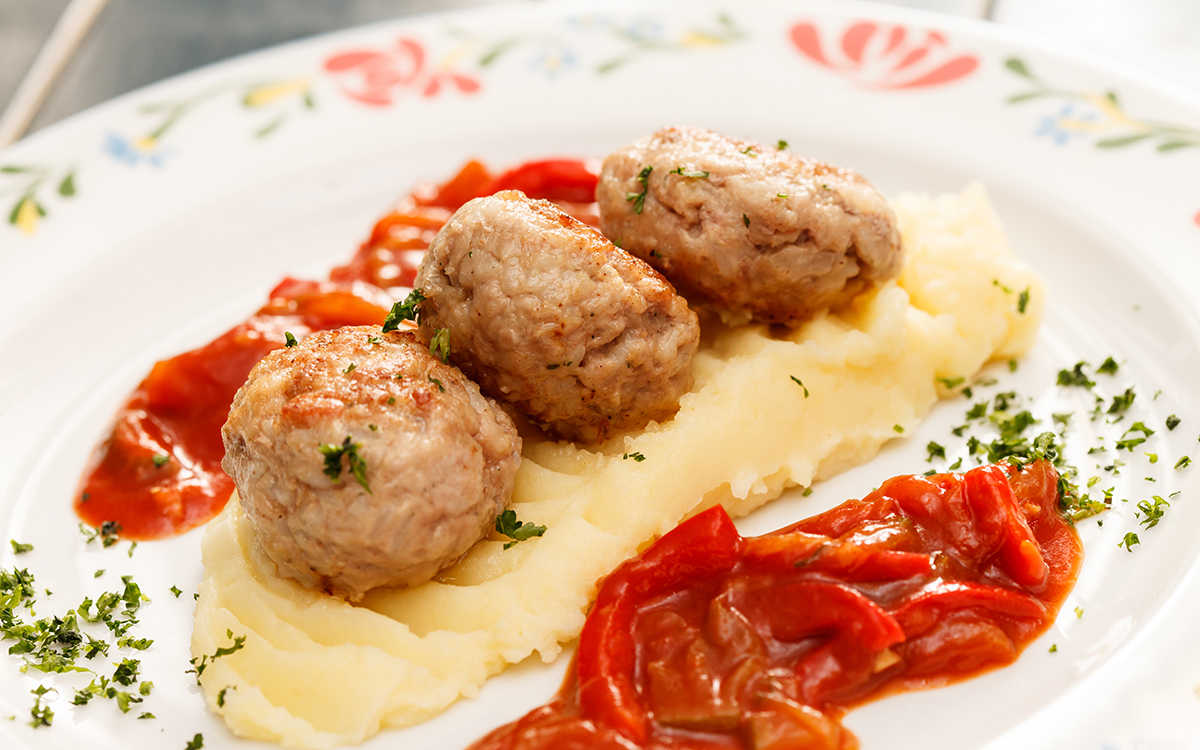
xmin=191 ymin=184 xmax=1043 ymax=747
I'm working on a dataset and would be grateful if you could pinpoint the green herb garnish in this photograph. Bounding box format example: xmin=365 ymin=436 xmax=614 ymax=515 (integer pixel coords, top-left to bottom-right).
xmin=429 ymin=328 xmax=451 ymax=363
xmin=318 ymin=436 xmax=371 ymax=493
xmin=382 ymin=288 xmax=426 ymax=332
xmin=494 ymin=510 xmax=547 ymax=550
xmin=626 ymin=165 xmax=652 ymax=214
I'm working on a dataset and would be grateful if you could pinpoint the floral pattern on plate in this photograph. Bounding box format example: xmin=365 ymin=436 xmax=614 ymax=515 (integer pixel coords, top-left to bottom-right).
xmin=789 ymin=19 xmax=979 ymax=89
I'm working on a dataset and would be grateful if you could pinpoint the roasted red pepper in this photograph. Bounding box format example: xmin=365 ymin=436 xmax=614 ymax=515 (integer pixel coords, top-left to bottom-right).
xmin=469 ymin=461 xmax=1082 ymax=750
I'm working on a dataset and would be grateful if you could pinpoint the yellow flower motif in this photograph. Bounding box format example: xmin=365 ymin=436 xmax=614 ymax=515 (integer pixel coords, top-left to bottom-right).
xmin=133 ymin=135 xmax=159 ymax=152
xmin=681 ymin=31 xmax=723 ymax=48
xmin=243 ymin=78 xmax=311 ymax=108
xmin=14 ymin=196 xmax=39 ymax=235
xmin=441 ymin=43 xmax=472 ymax=70
xmin=1048 ymin=93 xmax=1148 ymax=136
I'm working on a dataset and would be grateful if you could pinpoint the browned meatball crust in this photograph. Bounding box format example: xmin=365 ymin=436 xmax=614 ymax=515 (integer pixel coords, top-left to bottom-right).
xmin=221 ymin=326 xmax=521 ymax=601
xmin=415 ymin=190 xmax=700 ymax=443
xmin=596 ymin=126 xmax=904 ymax=326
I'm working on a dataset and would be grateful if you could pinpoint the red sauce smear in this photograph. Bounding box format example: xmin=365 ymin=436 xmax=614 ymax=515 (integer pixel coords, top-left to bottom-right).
xmin=74 ymin=158 xmax=601 ymax=539
xmin=469 ymin=461 xmax=1082 ymax=750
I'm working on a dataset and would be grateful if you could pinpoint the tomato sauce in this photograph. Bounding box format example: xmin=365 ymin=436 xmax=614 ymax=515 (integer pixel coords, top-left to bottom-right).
xmin=75 ymin=159 xmax=602 ymax=539
xmin=469 ymin=461 xmax=1082 ymax=750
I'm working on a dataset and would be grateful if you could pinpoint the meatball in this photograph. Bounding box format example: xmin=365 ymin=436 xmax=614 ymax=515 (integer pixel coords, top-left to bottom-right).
xmin=221 ymin=326 xmax=521 ymax=601
xmin=596 ymin=126 xmax=903 ymax=326
xmin=415 ymin=190 xmax=700 ymax=443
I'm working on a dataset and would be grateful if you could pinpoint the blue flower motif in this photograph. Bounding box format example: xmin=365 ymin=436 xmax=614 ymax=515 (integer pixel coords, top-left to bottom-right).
xmin=529 ymin=44 xmax=579 ymax=79
xmin=104 ymin=133 xmax=170 ymax=167
xmin=1033 ymin=103 xmax=1096 ymax=146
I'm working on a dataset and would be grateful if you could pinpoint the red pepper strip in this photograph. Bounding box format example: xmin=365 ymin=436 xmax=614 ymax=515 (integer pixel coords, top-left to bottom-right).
xmin=889 ymin=580 xmax=1046 ymax=638
xmin=490 ymin=159 xmax=601 ymax=204
xmin=412 ymin=159 xmax=496 ymax=210
xmin=965 ymin=464 xmax=1047 ymax=588
xmin=738 ymin=580 xmax=906 ymax=651
xmin=577 ymin=506 xmax=743 ymax=743
xmin=743 ymin=534 xmax=934 ymax=582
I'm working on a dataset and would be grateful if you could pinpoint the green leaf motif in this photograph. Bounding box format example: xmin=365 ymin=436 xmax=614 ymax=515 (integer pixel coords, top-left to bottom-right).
xmin=58 ymin=172 xmax=76 ymax=197
xmin=1006 ymin=91 xmax=1047 ymax=104
xmin=255 ymin=115 xmax=285 ymax=139
xmin=1095 ymin=133 xmax=1154 ymax=149
xmin=1157 ymin=141 xmax=1198 ymax=152
xmin=1004 ymin=58 xmax=1032 ymax=78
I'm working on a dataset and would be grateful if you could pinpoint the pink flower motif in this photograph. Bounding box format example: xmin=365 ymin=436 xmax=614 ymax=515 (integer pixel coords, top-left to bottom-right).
xmin=790 ymin=20 xmax=978 ymax=90
xmin=323 ymin=38 xmax=480 ymax=107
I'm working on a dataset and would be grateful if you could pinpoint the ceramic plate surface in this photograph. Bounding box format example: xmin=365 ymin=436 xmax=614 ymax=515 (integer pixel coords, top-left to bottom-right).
xmin=2 ymin=1 xmax=1200 ymax=748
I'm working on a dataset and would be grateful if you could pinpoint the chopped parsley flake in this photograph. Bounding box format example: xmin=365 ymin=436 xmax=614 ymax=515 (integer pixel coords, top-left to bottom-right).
xmin=494 ymin=510 xmax=547 ymax=550
xmin=382 ymin=288 xmax=426 ymax=332
xmin=1115 ymin=421 xmax=1153 ymax=451
xmin=1048 ymin=644 xmax=1057 ymax=653
xmin=776 ymin=139 xmax=789 ymax=150
xmin=81 ymin=521 xmax=122 ymax=548
xmin=429 ymin=328 xmax=451 ymax=363
xmin=1166 ymin=414 xmax=1181 ymax=430
xmin=1137 ymin=495 xmax=1169 ymax=528
xmin=740 ymin=146 xmax=757 ymax=157
xmin=343 ymin=363 xmax=357 ymax=375
xmin=650 ymin=249 xmax=663 ymax=259
xmin=893 ymin=424 xmax=904 ymax=433
xmin=668 ymin=167 xmax=709 ymax=178
xmin=29 ymin=684 xmax=54 ymax=727
xmin=318 ymin=436 xmax=371 ymax=494
xmin=186 ymin=733 xmax=205 ymax=750
xmin=742 ymin=213 xmax=750 ymax=228
xmin=926 ymin=442 xmax=946 ymax=461
xmin=428 ymin=375 xmax=445 ymax=392
xmin=1097 ymin=357 xmax=1119 ymax=375
xmin=189 ymin=629 xmax=246 ymax=682
xmin=1108 ymin=387 xmax=1136 ymax=414
xmin=993 ymin=279 xmax=1013 ymax=294
xmin=626 ymin=165 xmax=652 ymax=214
xmin=1074 ymin=606 xmax=1084 ymax=618
xmin=152 ymin=453 xmax=169 ymax=468
xmin=1056 ymin=362 xmax=1095 ymax=388
xmin=789 ymin=375 xmax=809 ymax=397
xmin=1118 ymin=532 xmax=1140 ymax=551
xmin=170 ymin=585 xmax=182 ymax=598
xmin=937 ymin=376 xmax=965 ymax=390
xmin=10 ymin=540 xmax=32 ymax=554
xmin=217 ymin=685 xmax=235 ymax=707
xmin=1176 ymin=456 xmax=1192 ymax=469
xmin=1017 ymin=287 xmax=1030 ymax=313
xmin=284 ymin=332 xmax=298 ymax=348
xmin=622 ymin=452 xmax=646 ymax=462
xmin=1008 ymin=359 xmax=1019 ymax=372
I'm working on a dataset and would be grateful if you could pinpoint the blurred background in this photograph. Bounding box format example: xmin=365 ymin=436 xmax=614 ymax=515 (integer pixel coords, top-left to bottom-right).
xmin=2 ymin=0 xmax=1199 ymax=146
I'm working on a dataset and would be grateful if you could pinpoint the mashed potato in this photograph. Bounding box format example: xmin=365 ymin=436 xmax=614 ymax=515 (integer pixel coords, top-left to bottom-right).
xmin=191 ymin=184 xmax=1042 ymax=747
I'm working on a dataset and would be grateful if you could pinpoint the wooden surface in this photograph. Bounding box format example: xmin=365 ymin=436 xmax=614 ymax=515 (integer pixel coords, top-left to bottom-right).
xmin=2 ymin=0 xmax=1198 ymax=143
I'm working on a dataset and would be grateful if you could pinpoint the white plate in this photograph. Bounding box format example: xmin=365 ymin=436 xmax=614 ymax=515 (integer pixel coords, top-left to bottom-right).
xmin=2 ymin=1 xmax=1200 ymax=748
